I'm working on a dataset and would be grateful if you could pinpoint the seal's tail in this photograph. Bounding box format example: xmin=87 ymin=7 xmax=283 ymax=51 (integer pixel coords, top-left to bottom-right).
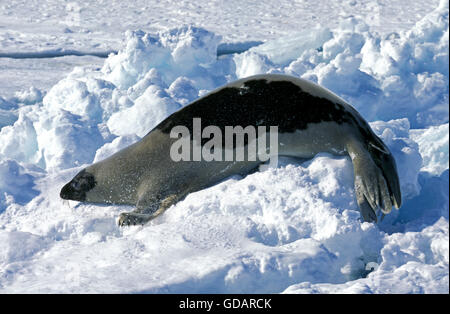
xmin=350 ymin=135 xmax=402 ymax=223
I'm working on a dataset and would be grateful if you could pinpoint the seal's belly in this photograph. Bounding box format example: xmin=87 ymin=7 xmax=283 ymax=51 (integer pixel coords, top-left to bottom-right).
xmin=151 ymin=121 xmax=351 ymax=198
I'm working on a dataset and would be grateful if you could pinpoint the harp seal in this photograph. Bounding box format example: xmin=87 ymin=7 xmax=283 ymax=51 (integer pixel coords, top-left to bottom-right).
xmin=60 ymin=74 xmax=401 ymax=226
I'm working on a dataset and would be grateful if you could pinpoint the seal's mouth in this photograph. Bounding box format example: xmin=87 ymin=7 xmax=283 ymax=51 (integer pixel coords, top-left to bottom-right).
xmin=60 ymin=183 xmax=70 ymax=199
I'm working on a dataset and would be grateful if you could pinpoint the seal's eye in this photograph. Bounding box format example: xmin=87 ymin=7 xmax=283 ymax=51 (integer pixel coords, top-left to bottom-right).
xmin=71 ymin=181 xmax=81 ymax=190
xmin=60 ymin=170 xmax=96 ymax=202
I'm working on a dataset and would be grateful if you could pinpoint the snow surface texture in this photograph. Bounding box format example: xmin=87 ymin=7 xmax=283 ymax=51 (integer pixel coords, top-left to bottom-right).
xmin=0 ymin=0 xmax=440 ymax=53
xmin=0 ymin=1 xmax=448 ymax=293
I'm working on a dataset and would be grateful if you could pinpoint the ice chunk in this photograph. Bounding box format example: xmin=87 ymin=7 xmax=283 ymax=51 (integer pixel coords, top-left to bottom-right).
xmin=102 ymin=26 xmax=222 ymax=90
xmin=410 ymin=123 xmax=449 ymax=175
xmin=102 ymin=30 xmax=172 ymax=90
xmin=249 ymin=27 xmax=333 ymax=66
xmin=0 ymin=111 xmax=40 ymax=165
xmin=93 ymin=134 xmax=140 ymax=163
xmin=43 ymin=78 xmax=103 ymax=123
xmin=13 ymin=87 xmax=44 ymax=106
xmin=107 ymin=85 xmax=180 ymax=137
xmin=127 ymin=68 xmax=166 ymax=100
xmin=233 ymin=51 xmax=275 ymax=78
xmin=370 ymin=119 xmax=423 ymax=199
xmin=34 ymin=109 xmax=104 ymax=170
xmin=162 ymin=26 xmax=221 ymax=70
xmin=167 ymin=76 xmax=199 ymax=105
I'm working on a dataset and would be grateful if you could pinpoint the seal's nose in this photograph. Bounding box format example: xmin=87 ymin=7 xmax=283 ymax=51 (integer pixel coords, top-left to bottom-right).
xmin=59 ymin=169 xmax=96 ymax=202
xmin=60 ymin=182 xmax=73 ymax=200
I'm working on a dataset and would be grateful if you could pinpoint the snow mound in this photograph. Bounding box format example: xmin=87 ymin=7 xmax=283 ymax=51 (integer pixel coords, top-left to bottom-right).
xmin=101 ymin=26 xmax=224 ymax=91
xmin=370 ymin=119 xmax=423 ymax=199
xmin=0 ymin=159 xmax=41 ymax=212
xmin=248 ymin=27 xmax=333 ymax=66
xmin=283 ymin=218 xmax=449 ymax=294
xmin=410 ymin=123 xmax=449 ymax=176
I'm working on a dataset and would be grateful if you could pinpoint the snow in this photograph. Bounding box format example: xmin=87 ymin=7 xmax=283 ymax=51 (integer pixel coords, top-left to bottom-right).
xmin=0 ymin=0 xmax=440 ymax=54
xmin=0 ymin=0 xmax=441 ymax=98
xmin=411 ymin=123 xmax=449 ymax=176
xmin=0 ymin=0 xmax=448 ymax=293
xmin=283 ymin=218 xmax=449 ymax=294
xmin=0 ymin=55 xmax=105 ymax=98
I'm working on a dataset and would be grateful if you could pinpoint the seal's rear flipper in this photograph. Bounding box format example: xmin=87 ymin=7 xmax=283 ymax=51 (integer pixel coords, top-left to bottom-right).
xmin=356 ymin=184 xmax=378 ymax=223
xmin=367 ymin=139 xmax=402 ymax=210
xmin=348 ymin=137 xmax=397 ymax=222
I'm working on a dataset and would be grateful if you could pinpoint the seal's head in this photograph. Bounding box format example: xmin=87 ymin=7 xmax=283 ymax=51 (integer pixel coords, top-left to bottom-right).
xmin=60 ymin=169 xmax=96 ymax=202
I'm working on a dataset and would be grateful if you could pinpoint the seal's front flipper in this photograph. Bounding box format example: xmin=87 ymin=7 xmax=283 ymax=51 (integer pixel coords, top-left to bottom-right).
xmin=118 ymin=212 xmax=153 ymax=226
xmin=118 ymin=194 xmax=180 ymax=227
